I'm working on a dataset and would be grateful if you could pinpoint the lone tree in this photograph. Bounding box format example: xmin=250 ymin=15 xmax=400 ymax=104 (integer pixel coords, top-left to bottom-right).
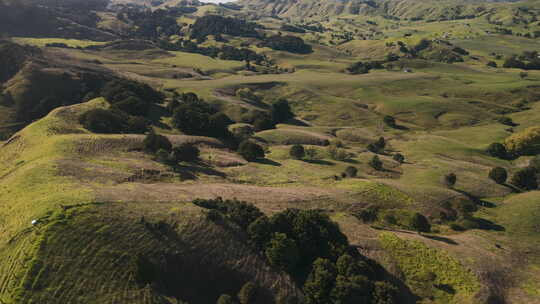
xmin=367 ymin=137 xmax=386 ymax=154
xmin=369 ymin=155 xmax=383 ymax=171
xmin=383 ymin=115 xmax=397 ymax=128
xmin=486 ymin=143 xmax=508 ymax=159
xmin=393 ymin=153 xmax=405 ymax=164
xmin=238 ymin=140 xmax=265 ymax=162
xmin=143 ymin=132 xmax=172 ymax=153
xmin=344 ymin=166 xmax=358 ymax=178
xmin=289 ymin=144 xmax=305 ymax=159
xmin=171 ymin=143 xmax=200 ymax=163
xmin=444 ymin=173 xmax=457 ymax=188
xmin=409 ymin=213 xmax=431 ymax=233
xmin=488 ymin=167 xmax=508 ymax=184
xmin=510 ymin=167 xmax=538 ymax=191
xmin=271 ymin=99 xmax=294 ymax=123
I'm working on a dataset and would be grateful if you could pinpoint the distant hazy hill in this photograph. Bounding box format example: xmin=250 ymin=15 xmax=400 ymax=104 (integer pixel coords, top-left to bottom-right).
xmin=238 ymin=0 xmax=531 ymax=20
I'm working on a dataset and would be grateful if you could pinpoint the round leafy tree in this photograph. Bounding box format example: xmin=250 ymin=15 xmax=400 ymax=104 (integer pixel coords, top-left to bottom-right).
xmin=409 ymin=213 xmax=431 ymax=233
xmin=271 ymin=99 xmax=294 ymax=123
xmin=289 ymin=144 xmax=305 ymax=159
xmin=172 ymin=143 xmax=200 ymax=163
xmin=383 ymin=115 xmax=396 ymax=128
xmin=143 ymin=132 xmax=172 ymax=153
xmin=369 ymin=156 xmax=383 ymax=171
xmin=488 ymin=167 xmax=507 ymax=184
xmin=344 ymin=166 xmax=358 ymax=178
xmin=443 ymin=173 xmax=457 ymax=188
xmin=486 ymin=143 xmax=508 ymax=159
xmin=510 ymin=167 xmax=538 ymax=191
xmin=393 ymin=153 xmax=405 ymax=164
xmin=238 ymin=140 xmax=265 ymax=161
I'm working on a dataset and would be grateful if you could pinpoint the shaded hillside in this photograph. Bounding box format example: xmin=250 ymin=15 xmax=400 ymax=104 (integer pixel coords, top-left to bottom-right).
xmin=0 ymin=1 xmax=116 ymax=40
xmin=0 ymin=41 xmax=40 ymax=84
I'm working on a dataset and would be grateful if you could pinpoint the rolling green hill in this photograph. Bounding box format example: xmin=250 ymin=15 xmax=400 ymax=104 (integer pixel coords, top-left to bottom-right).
xmin=1 ymin=0 xmax=540 ymax=303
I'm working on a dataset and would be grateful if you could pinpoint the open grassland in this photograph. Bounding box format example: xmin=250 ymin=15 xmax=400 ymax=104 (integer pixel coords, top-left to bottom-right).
xmin=379 ymin=232 xmax=481 ymax=303
xmin=12 ymin=37 xmax=107 ymax=48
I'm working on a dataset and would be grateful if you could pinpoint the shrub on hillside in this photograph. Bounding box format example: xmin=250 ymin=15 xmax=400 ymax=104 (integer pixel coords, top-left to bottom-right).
xmin=383 ymin=115 xmax=397 ymax=128
xmin=504 ymin=126 xmax=540 ymax=156
xmin=510 ymin=167 xmax=538 ymax=191
xmin=328 ymin=145 xmax=352 ymax=161
xmin=409 ymin=213 xmax=431 ymax=233
xmin=393 ymin=153 xmax=405 ymax=164
xmin=236 ymin=88 xmax=258 ymax=101
xmin=488 ymin=167 xmax=507 ymax=184
xmin=79 ymin=108 xmax=148 ymax=134
xmin=289 ymin=144 xmax=305 ymax=159
xmin=253 ymin=115 xmax=275 ymax=131
xmin=171 ymin=143 xmax=200 ymax=162
xmin=143 ymin=132 xmax=172 ymax=153
xmin=238 ymin=140 xmax=265 ymax=161
xmin=344 ymin=166 xmax=358 ymax=178
xmin=367 ymin=137 xmax=386 ymax=154
xmin=369 ymin=155 xmax=383 ymax=171
xmin=171 ymin=98 xmax=233 ymax=138
xmin=486 ymin=143 xmax=508 ymax=159
xmin=193 ymin=198 xmax=264 ymax=230
xmin=261 ymin=35 xmax=312 ymax=54
xmin=101 ymin=79 xmax=162 ymax=116
xmin=271 ymin=99 xmax=295 ymax=123
xmin=443 ymin=173 xmax=457 ymax=188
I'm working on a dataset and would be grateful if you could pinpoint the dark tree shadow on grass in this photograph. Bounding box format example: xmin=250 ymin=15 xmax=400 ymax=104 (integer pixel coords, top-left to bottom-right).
xmin=304 ymin=159 xmax=334 ymax=166
xmin=454 ymin=189 xmax=497 ymax=208
xmin=172 ymin=162 xmax=226 ymax=180
xmin=422 ymin=234 xmax=459 ymax=245
xmin=255 ymin=158 xmax=281 ymax=166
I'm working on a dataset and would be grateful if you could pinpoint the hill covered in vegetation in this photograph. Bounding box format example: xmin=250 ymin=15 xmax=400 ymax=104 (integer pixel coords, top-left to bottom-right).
xmin=1 ymin=0 xmax=540 ymax=303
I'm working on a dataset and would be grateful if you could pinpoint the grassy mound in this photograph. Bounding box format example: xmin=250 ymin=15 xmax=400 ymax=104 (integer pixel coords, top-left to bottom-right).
xmin=255 ymin=128 xmax=332 ymax=146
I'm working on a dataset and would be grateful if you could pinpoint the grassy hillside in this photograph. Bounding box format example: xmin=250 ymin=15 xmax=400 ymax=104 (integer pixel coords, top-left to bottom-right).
xmin=1 ymin=0 xmax=540 ymax=302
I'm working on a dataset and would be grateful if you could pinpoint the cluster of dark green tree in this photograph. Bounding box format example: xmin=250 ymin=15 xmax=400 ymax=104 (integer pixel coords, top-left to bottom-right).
xmin=487 ymin=157 xmax=540 ymax=192
xmin=80 ymin=79 xmax=163 ymax=133
xmin=143 ymin=132 xmax=200 ymax=165
xmin=194 ymin=198 xmax=400 ymax=304
xmin=503 ymin=51 xmax=540 ymax=70
xmin=168 ymin=93 xmax=234 ymax=139
xmin=355 ymin=207 xmax=431 ymax=234
xmin=345 ymin=61 xmax=384 ymax=74
xmin=158 ymin=39 xmax=267 ymax=64
xmin=117 ymin=7 xmax=195 ymax=39
xmin=393 ymin=39 xmax=468 ymax=63
xmin=191 ymin=15 xmax=260 ymax=40
xmin=258 ymin=35 xmax=313 ymax=54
